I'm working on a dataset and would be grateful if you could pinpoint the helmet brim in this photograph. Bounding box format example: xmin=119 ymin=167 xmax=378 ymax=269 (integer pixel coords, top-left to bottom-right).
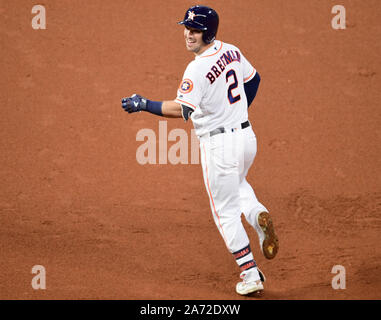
xmin=178 ymin=20 xmax=207 ymax=31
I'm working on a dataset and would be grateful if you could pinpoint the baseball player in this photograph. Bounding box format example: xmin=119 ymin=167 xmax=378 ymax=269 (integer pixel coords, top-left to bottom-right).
xmin=121 ymin=5 xmax=279 ymax=296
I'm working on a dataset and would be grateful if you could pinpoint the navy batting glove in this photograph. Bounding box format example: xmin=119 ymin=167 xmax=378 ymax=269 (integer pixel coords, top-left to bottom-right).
xmin=121 ymin=94 xmax=147 ymax=113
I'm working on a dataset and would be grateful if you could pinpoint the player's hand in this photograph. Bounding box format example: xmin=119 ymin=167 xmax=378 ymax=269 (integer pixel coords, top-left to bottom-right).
xmin=121 ymin=94 xmax=148 ymax=113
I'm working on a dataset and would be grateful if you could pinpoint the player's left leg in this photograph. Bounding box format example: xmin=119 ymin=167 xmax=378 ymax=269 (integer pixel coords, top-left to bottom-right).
xmin=238 ymin=127 xmax=279 ymax=260
xmin=237 ymin=127 xmax=268 ymax=224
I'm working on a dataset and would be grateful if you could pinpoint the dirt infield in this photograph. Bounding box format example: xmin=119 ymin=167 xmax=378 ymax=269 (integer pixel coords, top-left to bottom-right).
xmin=1 ymin=0 xmax=380 ymax=300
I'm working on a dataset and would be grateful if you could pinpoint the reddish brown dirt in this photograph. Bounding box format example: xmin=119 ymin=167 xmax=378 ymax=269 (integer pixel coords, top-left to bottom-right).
xmin=1 ymin=0 xmax=380 ymax=300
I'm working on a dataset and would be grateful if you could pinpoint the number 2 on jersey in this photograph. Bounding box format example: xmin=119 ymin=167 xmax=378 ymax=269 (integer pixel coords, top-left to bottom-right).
xmin=226 ymin=69 xmax=241 ymax=104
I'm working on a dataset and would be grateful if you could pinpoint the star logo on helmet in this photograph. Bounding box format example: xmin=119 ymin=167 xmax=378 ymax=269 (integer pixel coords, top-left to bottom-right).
xmin=187 ymin=11 xmax=196 ymax=20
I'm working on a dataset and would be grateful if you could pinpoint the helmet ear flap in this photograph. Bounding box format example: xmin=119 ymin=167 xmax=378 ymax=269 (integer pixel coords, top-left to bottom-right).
xmin=202 ymin=32 xmax=216 ymax=44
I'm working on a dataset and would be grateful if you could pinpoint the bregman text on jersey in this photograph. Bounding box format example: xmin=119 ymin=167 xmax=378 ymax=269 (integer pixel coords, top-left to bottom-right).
xmin=206 ymin=50 xmax=241 ymax=84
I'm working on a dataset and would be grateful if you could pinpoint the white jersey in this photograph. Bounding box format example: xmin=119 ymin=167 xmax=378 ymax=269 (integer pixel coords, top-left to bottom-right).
xmin=175 ymin=40 xmax=257 ymax=137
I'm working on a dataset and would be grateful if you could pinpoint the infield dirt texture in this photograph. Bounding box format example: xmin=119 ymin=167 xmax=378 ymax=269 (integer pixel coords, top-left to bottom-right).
xmin=0 ymin=0 xmax=380 ymax=299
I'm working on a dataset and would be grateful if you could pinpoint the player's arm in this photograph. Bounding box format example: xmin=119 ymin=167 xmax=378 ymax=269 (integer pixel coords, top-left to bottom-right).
xmin=241 ymin=50 xmax=261 ymax=108
xmin=160 ymin=101 xmax=195 ymax=121
xmin=121 ymin=94 xmax=193 ymax=119
xmin=244 ymin=72 xmax=261 ymax=108
xmin=121 ymin=94 xmax=182 ymax=118
xmin=161 ymin=100 xmax=182 ymax=118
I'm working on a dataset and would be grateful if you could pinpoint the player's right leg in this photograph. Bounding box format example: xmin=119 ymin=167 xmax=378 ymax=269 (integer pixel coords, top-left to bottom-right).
xmin=199 ymin=132 xmax=250 ymax=253
xmin=199 ymin=131 xmax=265 ymax=295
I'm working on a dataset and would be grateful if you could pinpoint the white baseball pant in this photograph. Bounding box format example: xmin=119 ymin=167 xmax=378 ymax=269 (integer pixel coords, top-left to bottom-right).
xmin=199 ymin=122 xmax=268 ymax=254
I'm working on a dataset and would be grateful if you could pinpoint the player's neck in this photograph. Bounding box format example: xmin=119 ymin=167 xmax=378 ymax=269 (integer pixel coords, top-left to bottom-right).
xmin=194 ymin=42 xmax=214 ymax=57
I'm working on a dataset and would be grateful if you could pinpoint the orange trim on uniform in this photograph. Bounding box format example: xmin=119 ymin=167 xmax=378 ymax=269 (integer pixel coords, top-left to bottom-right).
xmin=202 ymin=144 xmax=228 ymax=246
xmin=244 ymin=69 xmax=256 ymax=82
xmin=201 ymin=41 xmax=223 ymax=58
xmin=175 ymin=98 xmax=197 ymax=110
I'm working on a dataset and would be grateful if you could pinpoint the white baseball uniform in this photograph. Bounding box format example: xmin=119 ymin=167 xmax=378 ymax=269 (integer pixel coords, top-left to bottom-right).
xmin=175 ymin=40 xmax=268 ymax=277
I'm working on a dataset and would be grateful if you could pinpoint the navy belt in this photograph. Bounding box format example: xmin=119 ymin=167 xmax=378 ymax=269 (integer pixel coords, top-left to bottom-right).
xmin=210 ymin=121 xmax=250 ymax=137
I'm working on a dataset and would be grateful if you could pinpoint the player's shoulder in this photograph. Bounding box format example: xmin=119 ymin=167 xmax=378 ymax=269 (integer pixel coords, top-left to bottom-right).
xmin=184 ymin=59 xmax=199 ymax=74
xmin=221 ymin=41 xmax=241 ymax=53
xmin=182 ymin=60 xmax=206 ymax=84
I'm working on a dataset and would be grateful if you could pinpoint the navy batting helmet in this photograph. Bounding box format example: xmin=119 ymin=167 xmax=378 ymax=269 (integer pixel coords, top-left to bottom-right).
xmin=178 ymin=5 xmax=219 ymax=44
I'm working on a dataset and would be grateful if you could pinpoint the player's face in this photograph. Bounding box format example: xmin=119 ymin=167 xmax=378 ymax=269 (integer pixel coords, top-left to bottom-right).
xmin=184 ymin=26 xmax=205 ymax=54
